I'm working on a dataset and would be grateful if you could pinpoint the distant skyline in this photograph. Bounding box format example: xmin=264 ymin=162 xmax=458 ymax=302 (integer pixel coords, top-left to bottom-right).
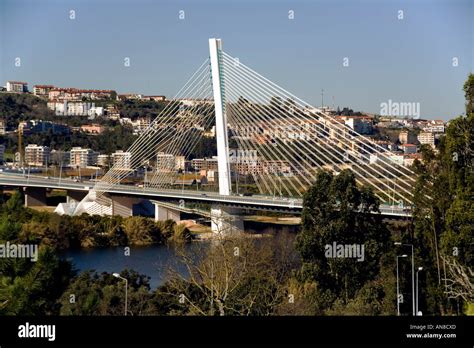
xmin=1 ymin=0 xmax=473 ymax=121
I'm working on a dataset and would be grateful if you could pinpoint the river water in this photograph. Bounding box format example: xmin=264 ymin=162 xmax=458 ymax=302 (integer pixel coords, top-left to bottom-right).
xmin=62 ymin=221 xmax=299 ymax=289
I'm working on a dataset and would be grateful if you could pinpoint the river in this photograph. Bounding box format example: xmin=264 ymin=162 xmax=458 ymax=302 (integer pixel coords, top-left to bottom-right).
xmin=62 ymin=221 xmax=299 ymax=289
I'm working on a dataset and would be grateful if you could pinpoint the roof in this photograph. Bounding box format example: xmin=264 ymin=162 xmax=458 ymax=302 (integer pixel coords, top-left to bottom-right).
xmin=7 ymin=81 xmax=28 ymax=84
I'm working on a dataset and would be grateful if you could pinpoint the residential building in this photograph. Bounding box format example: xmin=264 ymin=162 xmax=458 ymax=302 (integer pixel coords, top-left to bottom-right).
xmin=0 ymin=120 xmax=6 ymax=135
xmin=156 ymin=153 xmax=185 ymax=172
xmin=112 ymin=150 xmax=132 ymax=170
xmin=423 ymin=120 xmax=445 ymax=133
xmin=398 ymin=130 xmax=416 ymax=144
xmin=142 ymin=95 xmax=166 ymax=102
xmin=6 ymin=81 xmax=28 ymax=93
xmin=97 ymin=154 xmax=110 ymax=167
xmin=80 ymin=124 xmax=105 ymax=134
xmin=191 ymin=157 xmax=218 ymax=172
xmin=400 ymin=143 xmax=417 ymax=154
xmin=70 ymin=147 xmax=98 ymax=168
xmin=175 ymin=156 xmax=185 ymax=171
xmin=33 ymin=85 xmax=55 ymax=98
xmin=18 ymin=120 xmax=69 ymax=135
xmin=337 ymin=115 xmax=374 ymax=135
xmin=417 ymin=131 xmax=435 ymax=147
xmin=48 ymin=88 xmax=115 ymax=101
xmin=25 ymin=144 xmax=50 ymax=166
xmin=156 ymin=153 xmax=175 ymax=172
xmin=116 ymin=93 xmax=142 ymax=101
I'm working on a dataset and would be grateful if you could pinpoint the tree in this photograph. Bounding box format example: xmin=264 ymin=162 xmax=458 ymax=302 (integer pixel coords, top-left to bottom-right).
xmin=295 ymin=169 xmax=390 ymax=307
xmin=158 ymin=229 xmax=294 ymax=316
xmin=59 ymin=269 xmax=155 ymax=315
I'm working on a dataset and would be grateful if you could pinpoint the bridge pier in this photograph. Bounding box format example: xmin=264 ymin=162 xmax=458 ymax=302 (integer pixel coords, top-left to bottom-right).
xmin=111 ymin=196 xmax=141 ymax=217
xmin=23 ymin=187 xmax=47 ymax=207
xmin=153 ymin=203 xmax=181 ymax=223
xmin=66 ymin=190 xmax=88 ymax=204
xmin=210 ymin=205 xmax=244 ymax=234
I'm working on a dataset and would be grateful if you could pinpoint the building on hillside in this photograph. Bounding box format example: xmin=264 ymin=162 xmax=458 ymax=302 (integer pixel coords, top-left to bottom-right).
xmin=400 ymin=143 xmax=417 ymax=154
xmin=116 ymin=93 xmax=142 ymax=101
xmin=398 ymin=130 xmax=416 ymax=144
xmin=25 ymin=144 xmax=50 ymax=166
xmin=422 ymin=120 xmax=445 ymax=133
xmin=33 ymin=85 xmax=55 ymax=98
xmin=142 ymin=95 xmax=166 ymax=102
xmin=48 ymin=88 xmax=115 ymax=101
xmin=80 ymin=124 xmax=105 ymax=134
xmin=417 ymin=131 xmax=435 ymax=147
xmin=18 ymin=120 xmax=70 ymax=135
xmin=337 ymin=115 xmax=374 ymax=135
xmin=6 ymin=81 xmax=28 ymax=93
xmin=70 ymin=147 xmax=98 ymax=168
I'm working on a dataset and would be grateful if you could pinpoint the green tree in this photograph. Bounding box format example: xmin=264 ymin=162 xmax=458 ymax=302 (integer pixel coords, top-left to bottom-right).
xmin=295 ymin=169 xmax=390 ymax=306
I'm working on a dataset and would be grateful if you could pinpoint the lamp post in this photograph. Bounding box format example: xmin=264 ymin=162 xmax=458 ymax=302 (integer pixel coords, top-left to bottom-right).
xmin=395 ymin=242 xmax=415 ymax=316
xmin=416 ymin=267 xmax=423 ymax=316
xmin=113 ymin=273 xmax=128 ymax=316
xmin=396 ymin=254 xmax=408 ymax=316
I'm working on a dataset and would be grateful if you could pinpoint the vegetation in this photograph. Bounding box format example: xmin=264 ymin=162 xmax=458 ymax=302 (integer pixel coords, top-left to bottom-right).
xmin=0 ymin=75 xmax=472 ymax=316
xmin=0 ymin=191 xmax=191 ymax=250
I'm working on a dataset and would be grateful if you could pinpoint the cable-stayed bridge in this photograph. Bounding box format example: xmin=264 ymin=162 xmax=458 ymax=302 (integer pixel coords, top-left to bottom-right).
xmin=2 ymin=39 xmax=417 ymax=232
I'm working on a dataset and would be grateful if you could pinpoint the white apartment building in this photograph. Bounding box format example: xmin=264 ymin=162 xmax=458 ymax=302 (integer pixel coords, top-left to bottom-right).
xmin=156 ymin=153 xmax=183 ymax=172
xmin=25 ymin=144 xmax=50 ymax=166
xmin=70 ymin=147 xmax=98 ymax=168
xmin=417 ymin=131 xmax=435 ymax=147
xmin=112 ymin=151 xmax=132 ymax=170
xmin=6 ymin=81 xmax=28 ymax=93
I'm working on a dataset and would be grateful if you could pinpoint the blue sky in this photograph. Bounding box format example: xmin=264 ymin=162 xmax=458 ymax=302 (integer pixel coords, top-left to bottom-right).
xmin=1 ymin=0 xmax=472 ymax=120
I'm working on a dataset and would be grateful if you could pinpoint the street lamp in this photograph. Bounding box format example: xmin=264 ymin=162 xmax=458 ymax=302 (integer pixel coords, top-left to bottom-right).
xmin=416 ymin=267 xmax=423 ymax=316
xmin=395 ymin=242 xmax=415 ymax=316
xmin=396 ymin=254 xmax=408 ymax=316
xmin=113 ymin=273 xmax=128 ymax=316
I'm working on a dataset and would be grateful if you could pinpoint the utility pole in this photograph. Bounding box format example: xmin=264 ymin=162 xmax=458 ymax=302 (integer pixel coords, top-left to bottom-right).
xmin=321 ymin=89 xmax=324 ymax=109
